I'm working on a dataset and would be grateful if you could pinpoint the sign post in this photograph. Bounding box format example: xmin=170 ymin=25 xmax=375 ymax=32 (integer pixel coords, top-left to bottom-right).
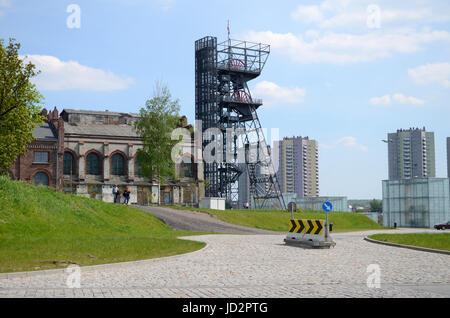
xmin=284 ymin=201 xmax=336 ymax=249
xmin=322 ymin=201 xmax=333 ymax=241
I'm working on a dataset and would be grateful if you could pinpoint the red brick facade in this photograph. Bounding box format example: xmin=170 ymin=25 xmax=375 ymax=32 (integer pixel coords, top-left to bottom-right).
xmin=7 ymin=107 xmax=64 ymax=190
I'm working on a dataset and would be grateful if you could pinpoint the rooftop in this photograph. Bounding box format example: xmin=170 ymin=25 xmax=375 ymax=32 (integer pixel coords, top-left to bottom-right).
xmin=33 ymin=123 xmax=57 ymax=141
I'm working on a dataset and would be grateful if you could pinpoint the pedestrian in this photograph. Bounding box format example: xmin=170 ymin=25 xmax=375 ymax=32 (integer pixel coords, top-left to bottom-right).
xmin=112 ymin=185 xmax=120 ymax=204
xmin=123 ymin=187 xmax=131 ymax=205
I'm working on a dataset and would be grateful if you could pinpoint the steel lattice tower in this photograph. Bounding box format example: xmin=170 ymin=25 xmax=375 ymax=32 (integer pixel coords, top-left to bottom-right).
xmin=195 ymin=36 xmax=286 ymax=210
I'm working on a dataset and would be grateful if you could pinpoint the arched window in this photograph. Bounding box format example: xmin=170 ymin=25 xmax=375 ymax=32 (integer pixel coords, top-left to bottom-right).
xmin=86 ymin=153 xmax=100 ymax=175
xmin=63 ymin=152 xmax=75 ymax=175
xmin=34 ymin=172 xmax=49 ymax=186
xmin=135 ymin=158 xmax=143 ymax=177
xmin=180 ymin=156 xmax=193 ymax=178
xmin=111 ymin=153 xmax=125 ymax=176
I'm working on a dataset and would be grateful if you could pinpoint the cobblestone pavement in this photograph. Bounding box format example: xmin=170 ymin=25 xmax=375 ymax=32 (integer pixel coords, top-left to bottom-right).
xmin=0 ymin=228 xmax=449 ymax=298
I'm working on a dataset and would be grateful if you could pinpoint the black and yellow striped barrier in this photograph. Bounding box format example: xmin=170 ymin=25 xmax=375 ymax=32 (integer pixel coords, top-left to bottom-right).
xmin=289 ymin=219 xmax=324 ymax=236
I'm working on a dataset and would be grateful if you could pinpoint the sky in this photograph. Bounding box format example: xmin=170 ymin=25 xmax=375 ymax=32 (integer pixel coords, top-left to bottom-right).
xmin=1 ymin=0 xmax=449 ymax=199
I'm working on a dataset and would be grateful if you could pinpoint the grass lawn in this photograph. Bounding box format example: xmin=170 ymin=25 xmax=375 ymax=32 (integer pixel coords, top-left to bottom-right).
xmin=368 ymin=233 xmax=450 ymax=251
xmin=0 ymin=177 xmax=207 ymax=273
xmin=167 ymin=206 xmax=385 ymax=233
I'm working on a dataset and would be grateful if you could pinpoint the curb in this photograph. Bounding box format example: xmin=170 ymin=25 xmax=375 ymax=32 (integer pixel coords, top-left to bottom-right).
xmin=364 ymin=237 xmax=450 ymax=255
xmin=0 ymin=236 xmax=211 ymax=279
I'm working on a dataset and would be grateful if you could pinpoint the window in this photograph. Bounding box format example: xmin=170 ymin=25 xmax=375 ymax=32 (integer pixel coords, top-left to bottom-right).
xmin=180 ymin=156 xmax=193 ymax=178
xmin=111 ymin=153 xmax=125 ymax=176
xmin=63 ymin=152 xmax=75 ymax=175
xmin=34 ymin=152 xmax=49 ymax=163
xmin=86 ymin=153 xmax=100 ymax=175
xmin=135 ymin=159 xmax=143 ymax=177
xmin=34 ymin=172 xmax=49 ymax=186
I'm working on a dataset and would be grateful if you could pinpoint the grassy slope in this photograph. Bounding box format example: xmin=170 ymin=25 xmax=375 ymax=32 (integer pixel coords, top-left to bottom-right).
xmin=168 ymin=206 xmax=385 ymax=233
xmin=0 ymin=177 xmax=206 ymax=273
xmin=369 ymin=233 xmax=450 ymax=251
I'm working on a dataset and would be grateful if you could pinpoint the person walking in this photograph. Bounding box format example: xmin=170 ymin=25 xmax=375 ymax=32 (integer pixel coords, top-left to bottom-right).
xmin=123 ymin=187 xmax=131 ymax=205
xmin=112 ymin=185 xmax=120 ymax=204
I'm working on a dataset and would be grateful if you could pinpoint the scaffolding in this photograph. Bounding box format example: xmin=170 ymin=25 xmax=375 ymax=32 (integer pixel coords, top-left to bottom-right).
xmin=195 ymin=36 xmax=285 ymax=210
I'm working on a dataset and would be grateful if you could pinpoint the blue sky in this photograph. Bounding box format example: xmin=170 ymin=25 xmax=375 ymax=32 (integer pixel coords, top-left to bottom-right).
xmin=1 ymin=0 xmax=449 ymax=199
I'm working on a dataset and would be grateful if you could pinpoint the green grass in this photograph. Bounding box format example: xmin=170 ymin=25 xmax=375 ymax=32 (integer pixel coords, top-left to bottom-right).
xmin=167 ymin=206 xmax=385 ymax=233
xmin=0 ymin=177 xmax=207 ymax=273
xmin=368 ymin=233 xmax=450 ymax=251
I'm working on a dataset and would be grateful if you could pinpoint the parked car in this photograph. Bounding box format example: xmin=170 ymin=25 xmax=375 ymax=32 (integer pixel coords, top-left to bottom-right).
xmin=434 ymin=221 xmax=450 ymax=230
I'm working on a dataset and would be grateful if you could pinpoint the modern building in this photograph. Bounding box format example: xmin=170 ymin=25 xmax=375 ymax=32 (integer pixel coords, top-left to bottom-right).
xmin=382 ymin=178 xmax=450 ymax=228
xmin=8 ymin=108 xmax=204 ymax=206
xmin=295 ymin=196 xmax=349 ymax=212
xmin=278 ymin=193 xmax=349 ymax=212
xmin=387 ymin=128 xmax=435 ymax=180
xmin=447 ymin=137 xmax=450 ymax=178
xmin=275 ymin=136 xmax=319 ymax=198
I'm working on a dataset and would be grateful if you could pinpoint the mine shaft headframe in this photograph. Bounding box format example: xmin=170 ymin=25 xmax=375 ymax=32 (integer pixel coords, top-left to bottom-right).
xmin=217 ymin=39 xmax=270 ymax=75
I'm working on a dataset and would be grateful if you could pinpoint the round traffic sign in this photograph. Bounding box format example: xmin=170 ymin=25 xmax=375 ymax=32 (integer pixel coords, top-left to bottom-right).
xmin=322 ymin=201 xmax=333 ymax=213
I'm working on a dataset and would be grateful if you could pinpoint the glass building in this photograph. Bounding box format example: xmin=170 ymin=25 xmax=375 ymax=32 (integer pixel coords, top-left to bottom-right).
xmin=263 ymin=193 xmax=349 ymax=212
xmin=295 ymin=196 xmax=349 ymax=212
xmin=382 ymin=178 xmax=450 ymax=228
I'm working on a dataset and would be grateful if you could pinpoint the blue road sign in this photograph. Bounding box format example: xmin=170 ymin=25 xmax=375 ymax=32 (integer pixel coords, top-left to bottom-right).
xmin=323 ymin=202 xmax=333 ymax=213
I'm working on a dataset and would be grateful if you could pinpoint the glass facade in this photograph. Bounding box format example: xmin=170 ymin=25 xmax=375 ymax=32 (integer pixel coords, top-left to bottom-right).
xmin=382 ymin=178 xmax=450 ymax=228
xmin=295 ymin=196 xmax=349 ymax=212
xmin=263 ymin=193 xmax=349 ymax=211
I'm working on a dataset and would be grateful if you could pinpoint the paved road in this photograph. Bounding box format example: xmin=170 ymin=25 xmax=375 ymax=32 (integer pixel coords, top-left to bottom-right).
xmin=136 ymin=206 xmax=279 ymax=234
xmin=0 ymin=228 xmax=448 ymax=298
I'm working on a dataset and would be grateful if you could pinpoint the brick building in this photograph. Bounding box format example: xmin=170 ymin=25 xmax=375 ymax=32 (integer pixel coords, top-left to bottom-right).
xmin=8 ymin=108 xmax=204 ymax=206
xmin=8 ymin=108 xmax=64 ymax=190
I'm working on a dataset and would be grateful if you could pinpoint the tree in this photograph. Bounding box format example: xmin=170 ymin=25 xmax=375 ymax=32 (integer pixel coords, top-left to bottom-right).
xmin=0 ymin=38 xmax=44 ymax=172
xmin=370 ymin=199 xmax=383 ymax=212
xmin=134 ymin=83 xmax=181 ymax=183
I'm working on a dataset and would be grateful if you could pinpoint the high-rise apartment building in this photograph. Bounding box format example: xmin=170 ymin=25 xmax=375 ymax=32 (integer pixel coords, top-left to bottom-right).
xmin=387 ymin=128 xmax=435 ymax=180
xmin=275 ymin=136 xmax=319 ymax=198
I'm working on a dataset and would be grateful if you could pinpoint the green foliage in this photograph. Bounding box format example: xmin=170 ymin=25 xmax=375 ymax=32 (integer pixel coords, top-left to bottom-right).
xmin=369 ymin=233 xmax=450 ymax=251
xmin=0 ymin=176 xmax=206 ymax=273
xmin=167 ymin=206 xmax=385 ymax=233
xmin=0 ymin=38 xmax=44 ymax=171
xmin=369 ymin=199 xmax=383 ymax=212
xmin=134 ymin=83 xmax=180 ymax=183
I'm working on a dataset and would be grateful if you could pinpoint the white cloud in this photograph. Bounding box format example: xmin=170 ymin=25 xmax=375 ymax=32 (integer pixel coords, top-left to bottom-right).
xmin=113 ymin=0 xmax=175 ymax=11
xmin=370 ymin=94 xmax=392 ymax=105
xmin=292 ymin=5 xmax=324 ymax=24
xmin=0 ymin=0 xmax=10 ymax=7
xmin=0 ymin=0 xmax=10 ymax=18
xmin=291 ymin=0 xmax=450 ymax=29
xmin=370 ymin=93 xmax=425 ymax=106
xmin=337 ymin=136 xmax=369 ymax=151
xmin=157 ymin=0 xmax=174 ymax=11
xmin=22 ymin=55 xmax=134 ymax=91
xmin=320 ymin=136 xmax=368 ymax=152
xmin=408 ymin=63 xmax=450 ymax=88
xmin=243 ymin=29 xmax=450 ymax=65
xmin=252 ymin=81 xmax=306 ymax=106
